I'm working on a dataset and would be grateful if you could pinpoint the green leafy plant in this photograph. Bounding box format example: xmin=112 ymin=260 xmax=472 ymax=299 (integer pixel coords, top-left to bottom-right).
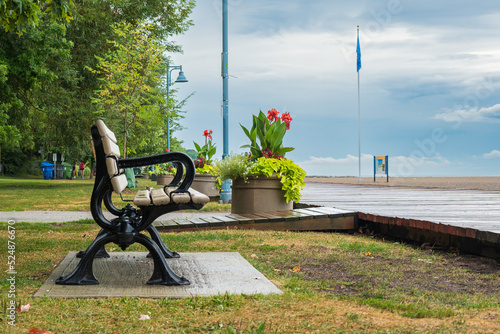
xmin=240 ymin=109 xmax=294 ymax=159
xmin=251 ymin=157 xmax=306 ymax=203
xmin=193 ymin=130 xmax=216 ymax=164
xmin=156 ymin=163 xmax=176 ymax=175
xmin=216 ymin=109 xmax=306 ymax=203
xmin=214 ymin=155 xmax=305 ymax=203
xmin=214 ymin=154 xmax=258 ymax=182
xmin=193 ymin=131 xmax=221 ymax=188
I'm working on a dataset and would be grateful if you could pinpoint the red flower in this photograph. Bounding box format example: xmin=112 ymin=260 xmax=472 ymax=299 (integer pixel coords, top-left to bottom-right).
xmin=261 ymin=147 xmax=283 ymax=160
xmin=194 ymin=157 xmax=207 ymax=168
xmin=203 ymin=130 xmax=213 ymax=140
xmin=267 ymin=109 xmax=279 ymax=122
xmin=281 ymin=112 xmax=292 ymax=130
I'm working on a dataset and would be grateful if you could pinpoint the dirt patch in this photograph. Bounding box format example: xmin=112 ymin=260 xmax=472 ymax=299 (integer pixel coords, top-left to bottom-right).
xmin=289 ymin=249 xmax=499 ymax=297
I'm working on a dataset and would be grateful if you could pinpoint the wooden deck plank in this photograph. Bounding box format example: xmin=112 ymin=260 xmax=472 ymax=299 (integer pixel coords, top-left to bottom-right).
xmin=252 ymin=212 xmax=286 ymax=223
xmin=281 ymin=210 xmax=312 ymax=219
xmin=226 ymin=216 xmax=356 ymax=232
xmin=267 ymin=210 xmax=301 ymax=221
xmin=188 ymin=217 xmax=211 ymax=228
xmin=237 ymin=213 xmax=270 ymax=224
xmin=307 ymin=206 xmax=356 ymax=216
xmin=199 ymin=216 xmax=226 ymax=227
xmin=173 ymin=218 xmax=195 ymax=228
xmin=154 ymin=220 xmax=179 ymax=230
xmin=293 ymin=208 xmax=328 ymax=219
xmin=215 ymin=215 xmax=240 ymax=224
xmin=225 ymin=214 xmax=254 ymax=224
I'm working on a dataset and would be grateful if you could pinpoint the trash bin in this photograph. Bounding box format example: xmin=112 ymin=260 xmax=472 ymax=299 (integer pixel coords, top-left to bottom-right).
xmin=41 ymin=162 xmax=54 ymax=179
xmin=124 ymin=168 xmax=136 ymax=188
xmin=54 ymin=164 xmax=63 ymax=179
xmin=62 ymin=162 xmax=73 ymax=179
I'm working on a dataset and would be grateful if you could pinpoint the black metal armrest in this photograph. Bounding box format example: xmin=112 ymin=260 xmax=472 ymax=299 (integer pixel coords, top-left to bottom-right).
xmin=117 ymin=152 xmax=194 ymax=192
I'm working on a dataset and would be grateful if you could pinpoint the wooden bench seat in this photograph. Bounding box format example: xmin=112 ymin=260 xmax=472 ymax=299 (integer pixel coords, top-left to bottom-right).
xmin=134 ymin=187 xmax=209 ymax=206
xmin=56 ymin=120 xmax=209 ymax=286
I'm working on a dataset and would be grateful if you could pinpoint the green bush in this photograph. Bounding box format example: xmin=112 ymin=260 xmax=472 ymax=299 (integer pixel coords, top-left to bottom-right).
xmin=2 ymin=147 xmax=28 ymax=175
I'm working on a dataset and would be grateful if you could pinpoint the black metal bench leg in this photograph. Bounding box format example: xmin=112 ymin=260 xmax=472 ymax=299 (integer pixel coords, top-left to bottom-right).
xmin=56 ymin=232 xmax=115 ymax=285
xmin=76 ymin=229 xmax=110 ymax=259
xmin=135 ymin=234 xmax=190 ymax=286
xmin=146 ymin=225 xmax=180 ymax=258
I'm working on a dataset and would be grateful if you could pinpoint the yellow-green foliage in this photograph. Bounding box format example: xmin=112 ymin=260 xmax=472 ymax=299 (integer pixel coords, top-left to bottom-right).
xmin=251 ymin=157 xmax=306 ymax=203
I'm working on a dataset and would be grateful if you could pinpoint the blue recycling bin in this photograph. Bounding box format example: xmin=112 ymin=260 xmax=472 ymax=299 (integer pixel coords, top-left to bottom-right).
xmin=41 ymin=162 xmax=54 ymax=179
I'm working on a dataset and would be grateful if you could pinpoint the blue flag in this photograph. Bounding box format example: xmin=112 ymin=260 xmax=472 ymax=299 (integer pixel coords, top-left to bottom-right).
xmin=356 ymin=35 xmax=362 ymax=72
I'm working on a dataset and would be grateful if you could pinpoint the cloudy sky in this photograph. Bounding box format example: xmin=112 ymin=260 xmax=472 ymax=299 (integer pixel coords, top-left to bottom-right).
xmin=169 ymin=0 xmax=500 ymax=177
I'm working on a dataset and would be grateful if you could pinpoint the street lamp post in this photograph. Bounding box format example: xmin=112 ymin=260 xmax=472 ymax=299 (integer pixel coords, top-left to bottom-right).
xmin=220 ymin=0 xmax=232 ymax=203
xmin=166 ymin=65 xmax=188 ymax=151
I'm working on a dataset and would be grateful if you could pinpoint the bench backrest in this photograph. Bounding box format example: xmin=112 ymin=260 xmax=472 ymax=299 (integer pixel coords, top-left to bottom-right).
xmin=96 ymin=120 xmax=128 ymax=194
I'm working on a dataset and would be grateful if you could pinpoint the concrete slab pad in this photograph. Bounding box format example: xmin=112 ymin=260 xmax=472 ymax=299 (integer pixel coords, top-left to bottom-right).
xmin=34 ymin=252 xmax=282 ymax=299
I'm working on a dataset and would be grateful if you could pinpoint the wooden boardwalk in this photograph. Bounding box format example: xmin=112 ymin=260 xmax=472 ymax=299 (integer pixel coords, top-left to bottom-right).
xmin=153 ymin=183 xmax=499 ymax=258
xmin=300 ymin=183 xmax=500 ymax=258
xmin=154 ymin=206 xmax=357 ymax=232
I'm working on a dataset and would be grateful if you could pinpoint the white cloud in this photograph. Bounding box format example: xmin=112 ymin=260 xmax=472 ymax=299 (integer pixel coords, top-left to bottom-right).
xmin=390 ymin=154 xmax=451 ymax=176
xmin=297 ymin=154 xmax=373 ymax=177
xmin=298 ymin=153 xmax=451 ymax=177
xmin=169 ymin=1 xmax=500 ymax=176
xmin=483 ymin=150 xmax=500 ymax=159
xmin=434 ymin=103 xmax=500 ymax=123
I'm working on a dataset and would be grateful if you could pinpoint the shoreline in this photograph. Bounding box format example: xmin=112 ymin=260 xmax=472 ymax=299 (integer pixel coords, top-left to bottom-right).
xmin=305 ymin=176 xmax=500 ymax=191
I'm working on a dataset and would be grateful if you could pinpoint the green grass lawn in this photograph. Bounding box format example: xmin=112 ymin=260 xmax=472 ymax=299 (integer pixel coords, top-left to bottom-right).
xmin=0 ymin=176 xmax=230 ymax=212
xmin=1 ymin=223 xmax=499 ymax=333
xmin=0 ymin=176 xmax=499 ymax=333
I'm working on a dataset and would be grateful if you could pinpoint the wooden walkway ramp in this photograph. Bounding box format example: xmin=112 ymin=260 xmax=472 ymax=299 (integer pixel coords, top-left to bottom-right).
xmin=154 ymin=206 xmax=357 ymax=232
xmin=300 ymin=183 xmax=500 ymax=259
xmin=154 ymin=183 xmax=499 ymax=259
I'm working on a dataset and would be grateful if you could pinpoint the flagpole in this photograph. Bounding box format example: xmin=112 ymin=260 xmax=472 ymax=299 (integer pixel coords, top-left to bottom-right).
xmin=357 ymin=25 xmax=361 ymax=182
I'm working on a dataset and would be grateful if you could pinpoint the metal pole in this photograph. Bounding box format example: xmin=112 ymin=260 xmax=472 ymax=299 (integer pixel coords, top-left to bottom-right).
xmin=166 ymin=68 xmax=172 ymax=151
xmin=165 ymin=65 xmax=186 ymax=152
xmin=358 ymin=70 xmax=361 ymax=182
xmin=357 ymin=26 xmax=361 ymax=183
xmin=222 ymin=0 xmax=229 ymax=159
xmin=220 ymin=0 xmax=232 ymax=203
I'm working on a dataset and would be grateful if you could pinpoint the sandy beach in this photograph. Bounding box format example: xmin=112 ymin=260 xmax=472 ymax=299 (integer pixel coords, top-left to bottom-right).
xmin=305 ymin=176 xmax=500 ymax=191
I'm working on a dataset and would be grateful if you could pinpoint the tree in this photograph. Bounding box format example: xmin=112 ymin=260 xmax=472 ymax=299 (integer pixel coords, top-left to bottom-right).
xmin=0 ymin=0 xmax=74 ymax=35
xmin=63 ymin=0 xmax=195 ymax=159
xmin=89 ymin=22 xmax=169 ymax=158
xmin=0 ymin=21 xmax=77 ymax=173
xmin=0 ymin=0 xmax=196 ymax=172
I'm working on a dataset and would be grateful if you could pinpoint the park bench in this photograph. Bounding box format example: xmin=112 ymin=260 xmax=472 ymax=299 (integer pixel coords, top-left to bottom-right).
xmin=56 ymin=120 xmax=209 ymax=286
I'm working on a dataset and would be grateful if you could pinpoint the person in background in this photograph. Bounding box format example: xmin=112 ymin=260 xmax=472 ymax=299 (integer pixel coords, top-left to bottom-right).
xmin=79 ymin=161 xmax=85 ymax=179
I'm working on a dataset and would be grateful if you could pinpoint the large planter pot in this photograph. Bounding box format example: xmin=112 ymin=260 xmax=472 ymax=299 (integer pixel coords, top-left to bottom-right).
xmin=191 ymin=173 xmax=219 ymax=199
xmin=231 ymin=175 xmax=292 ymax=214
xmin=157 ymin=174 xmax=174 ymax=185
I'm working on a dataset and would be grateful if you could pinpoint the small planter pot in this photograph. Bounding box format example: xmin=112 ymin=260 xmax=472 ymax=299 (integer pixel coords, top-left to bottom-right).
xmin=157 ymin=174 xmax=174 ymax=185
xmin=231 ymin=174 xmax=292 ymax=214
xmin=191 ymin=173 xmax=219 ymax=199
xmin=141 ymin=173 xmax=150 ymax=180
